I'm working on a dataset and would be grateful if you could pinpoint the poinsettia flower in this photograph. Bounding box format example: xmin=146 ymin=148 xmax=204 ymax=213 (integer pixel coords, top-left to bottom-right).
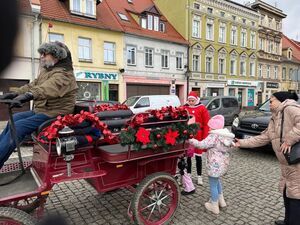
xmin=135 ymin=127 xmax=150 ymax=145
xmin=164 ymin=129 xmax=179 ymax=145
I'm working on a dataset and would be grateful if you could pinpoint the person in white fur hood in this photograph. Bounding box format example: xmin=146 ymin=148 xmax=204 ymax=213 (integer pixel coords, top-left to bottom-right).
xmin=189 ymin=115 xmax=235 ymax=215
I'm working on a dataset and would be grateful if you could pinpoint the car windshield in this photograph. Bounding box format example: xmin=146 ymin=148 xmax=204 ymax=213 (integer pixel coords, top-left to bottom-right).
xmin=123 ymin=96 xmax=140 ymax=107
xmin=259 ymin=99 xmax=270 ymax=111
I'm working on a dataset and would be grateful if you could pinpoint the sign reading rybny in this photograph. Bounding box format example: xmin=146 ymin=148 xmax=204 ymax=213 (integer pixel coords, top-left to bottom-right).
xmin=75 ymin=71 xmax=119 ymax=80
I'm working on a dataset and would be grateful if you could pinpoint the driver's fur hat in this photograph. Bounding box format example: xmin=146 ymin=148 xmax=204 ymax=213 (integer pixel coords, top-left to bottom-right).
xmin=37 ymin=41 xmax=67 ymax=60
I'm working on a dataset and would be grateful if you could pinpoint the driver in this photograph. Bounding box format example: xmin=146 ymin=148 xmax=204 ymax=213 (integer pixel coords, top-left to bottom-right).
xmin=0 ymin=41 xmax=78 ymax=169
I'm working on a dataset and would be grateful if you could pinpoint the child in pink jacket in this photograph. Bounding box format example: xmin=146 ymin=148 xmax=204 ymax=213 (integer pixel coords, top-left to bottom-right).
xmin=189 ymin=115 xmax=235 ymax=214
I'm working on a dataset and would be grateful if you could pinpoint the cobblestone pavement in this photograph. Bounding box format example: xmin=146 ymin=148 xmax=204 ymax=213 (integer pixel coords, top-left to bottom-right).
xmin=1 ymin=121 xmax=284 ymax=225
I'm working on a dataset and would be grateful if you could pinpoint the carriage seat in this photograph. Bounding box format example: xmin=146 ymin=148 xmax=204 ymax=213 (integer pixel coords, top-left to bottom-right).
xmin=36 ymin=105 xmax=133 ymax=135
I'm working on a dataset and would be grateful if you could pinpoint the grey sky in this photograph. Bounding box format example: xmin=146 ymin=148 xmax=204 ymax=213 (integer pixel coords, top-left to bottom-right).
xmin=233 ymin=0 xmax=300 ymax=40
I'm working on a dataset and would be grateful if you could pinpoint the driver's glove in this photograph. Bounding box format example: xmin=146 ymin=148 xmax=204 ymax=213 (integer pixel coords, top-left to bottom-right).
xmin=11 ymin=92 xmax=34 ymax=108
xmin=0 ymin=92 xmax=18 ymax=100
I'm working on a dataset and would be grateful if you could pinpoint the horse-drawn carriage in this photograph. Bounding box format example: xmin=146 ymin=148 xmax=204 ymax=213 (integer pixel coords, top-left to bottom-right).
xmin=0 ymin=100 xmax=197 ymax=225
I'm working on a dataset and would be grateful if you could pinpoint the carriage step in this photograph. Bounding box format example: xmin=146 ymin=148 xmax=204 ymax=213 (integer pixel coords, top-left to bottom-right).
xmin=50 ymin=170 xmax=107 ymax=184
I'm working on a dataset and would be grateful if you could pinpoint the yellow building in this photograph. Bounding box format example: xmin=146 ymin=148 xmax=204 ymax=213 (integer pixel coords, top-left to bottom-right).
xmin=155 ymin=0 xmax=260 ymax=107
xmin=40 ymin=0 xmax=124 ymax=102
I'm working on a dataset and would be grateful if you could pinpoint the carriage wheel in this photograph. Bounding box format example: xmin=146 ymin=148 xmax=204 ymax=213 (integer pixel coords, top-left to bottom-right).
xmin=1 ymin=196 xmax=46 ymax=213
xmin=132 ymin=172 xmax=180 ymax=225
xmin=0 ymin=207 xmax=36 ymax=225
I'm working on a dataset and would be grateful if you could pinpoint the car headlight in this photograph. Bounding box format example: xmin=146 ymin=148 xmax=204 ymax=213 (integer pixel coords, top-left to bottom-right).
xmin=232 ymin=117 xmax=240 ymax=127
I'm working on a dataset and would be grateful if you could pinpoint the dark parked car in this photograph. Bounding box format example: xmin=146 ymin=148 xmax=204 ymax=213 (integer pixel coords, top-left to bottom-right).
xmin=201 ymin=96 xmax=241 ymax=125
xmin=232 ymin=94 xmax=300 ymax=141
xmin=74 ymin=100 xmax=119 ymax=113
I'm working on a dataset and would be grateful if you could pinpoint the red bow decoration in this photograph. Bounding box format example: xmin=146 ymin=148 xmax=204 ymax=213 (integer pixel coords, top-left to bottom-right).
xmin=94 ymin=104 xmax=129 ymax=113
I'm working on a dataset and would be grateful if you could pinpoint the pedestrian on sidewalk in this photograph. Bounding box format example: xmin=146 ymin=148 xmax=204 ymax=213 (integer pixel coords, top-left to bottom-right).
xmin=235 ymin=92 xmax=300 ymax=225
xmin=189 ymin=115 xmax=235 ymax=214
xmin=183 ymin=91 xmax=210 ymax=187
xmin=0 ymin=41 xmax=78 ymax=169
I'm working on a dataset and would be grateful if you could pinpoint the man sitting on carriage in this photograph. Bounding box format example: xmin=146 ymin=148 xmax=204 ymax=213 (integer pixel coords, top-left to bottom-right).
xmin=0 ymin=41 xmax=78 ymax=169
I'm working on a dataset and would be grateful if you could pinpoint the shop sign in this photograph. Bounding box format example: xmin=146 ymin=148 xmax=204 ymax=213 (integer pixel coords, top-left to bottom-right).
xmin=206 ymin=83 xmax=225 ymax=88
xmin=266 ymin=82 xmax=279 ymax=89
xmin=227 ymin=80 xmax=258 ymax=87
xmin=75 ymin=71 xmax=118 ymax=80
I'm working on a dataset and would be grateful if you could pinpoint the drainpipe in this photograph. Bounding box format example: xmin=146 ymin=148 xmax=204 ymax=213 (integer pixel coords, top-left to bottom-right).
xmin=186 ymin=0 xmax=190 ymax=97
xmin=31 ymin=14 xmax=39 ymax=82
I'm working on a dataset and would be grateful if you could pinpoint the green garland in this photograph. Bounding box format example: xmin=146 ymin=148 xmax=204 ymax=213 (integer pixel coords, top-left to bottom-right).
xmin=119 ymin=123 xmax=199 ymax=151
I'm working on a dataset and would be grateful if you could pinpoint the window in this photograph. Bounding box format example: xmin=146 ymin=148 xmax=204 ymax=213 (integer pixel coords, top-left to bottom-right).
xmin=147 ymin=15 xmax=153 ymax=30
xmin=141 ymin=17 xmax=147 ymax=29
xmin=161 ymin=50 xmax=169 ymax=68
xmin=289 ymin=68 xmax=293 ymax=80
xmin=275 ymin=42 xmax=279 ymax=54
xmin=267 ymin=65 xmax=270 ymax=78
xmin=242 ymin=18 xmax=246 ymax=24
xmin=259 ymin=38 xmax=264 ymax=50
xmin=240 ymin=61 xmax=246 ymax=76
xmin=206 ymin=19 xmax=214 ymax=40
xmin=268 ymin=40 xmax=272 ymax=53
xmin=49 ymin=33 xmax=64 ymax=43
xmin=276 ymin=21 xmax=280 ymax=30
xmin=282 ymin=67 xmax=286 ymax=80
xmin=250 ymin=32 xmax=256 ymax=49
xmin=73 ymin=0 xmax=81 ymax=12
xmin=176 ymin=52 xmax=183 ymax=69
xmin=222 ymin=98 xmax=237 ymax=108
xmin=118 ymin=13 xmax=129 ymax=21
xmin=78 ymin=37 xmax=91 ymax=61
xmin=104 ymin=42 xmax=115 ymax=64
xmin=231 ymin=26 xmax=237 ymax=45
xmin=241 ymin=28 xmax=247 ymax=47
xmin=145 ymin=48 xmax=154 ymax=67
xmin=274 ymin=66 xmax=278 ymax=79
xmin=135 ymin=97 xmax=150 ymax=108
xmin=250 ymin=62 xmax=255 ymax=76
xmin=207 ymin=99 xmax=220 ymax=110
xmin=154 ymin=16 xmax=159 ymax=31
xmin=258 ymin=64 xmax=262 ymax=77
xmin=218 ymin=58 xmax=225 ymax=74
xmin=193 ymin=55 xmax=200 ymax=72
xmin=194 ymin=2 xmax=200 ymax=9
xmin=220 ymin=12 xmax=225 ymax=17
xmin=230 ymin=59 xmax=236 ymax=75
xmin=219 ymin=23 xmax=226 ymax=43
xmin=159 ymin=22 xmax=165 ymax=32
xmin=232 ymin=15 xmax=236 ymax=20
xmin=86 ymin=0 xmax=94 ymax=15
xmin=207 ymin=7 xmax=213 ymax=14
xmin=127 ymin=46 xmax=136 ymax=65
xmin=206 ymin=56 xmax=212 ymax=73
xmin=192 ymin=16 xmax=201 ymax=38
xmin=269 ymin=18 xmax=272 ymax=28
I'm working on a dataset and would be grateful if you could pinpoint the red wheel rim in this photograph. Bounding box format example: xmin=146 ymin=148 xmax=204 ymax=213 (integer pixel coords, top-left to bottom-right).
xmin=138 ymin=178 xmax=178 ymax=225
xmin=0 ymin=218 xmax=22 ymax=225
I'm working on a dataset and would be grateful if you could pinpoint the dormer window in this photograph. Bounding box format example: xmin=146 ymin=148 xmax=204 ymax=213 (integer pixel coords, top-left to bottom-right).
xmin=288 ymin=50 xmax=292 ymax=60
xmin=118 ymin=13 xmax=129 ymax=21
xmin=141 ymin=14 xmax=165 ymax=32
xmin=128 ymin=0 xmax=133 ymax=3
xmin=71 ymin=0 xmax=96 ymax=18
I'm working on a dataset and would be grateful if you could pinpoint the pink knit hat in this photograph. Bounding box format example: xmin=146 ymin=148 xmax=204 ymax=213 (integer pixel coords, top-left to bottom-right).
xmin=208 ymin=115 xmax=224 ymax=130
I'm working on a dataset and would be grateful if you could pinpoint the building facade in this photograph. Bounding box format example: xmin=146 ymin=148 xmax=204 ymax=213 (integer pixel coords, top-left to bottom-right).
xmin=104 ymin=0 xmax=188 ymax=103
xmin=0 ymin=0 xmax=40 ymax=120
xmin=281 ymin=35 xmax=300 ymax=93
xmin=156 ymin=0 xmax=260 ymax=107
xmin=251 ymin=0 xmax=286 ymax=103
xmin=40 ymin=0 xmax=125 ymax=102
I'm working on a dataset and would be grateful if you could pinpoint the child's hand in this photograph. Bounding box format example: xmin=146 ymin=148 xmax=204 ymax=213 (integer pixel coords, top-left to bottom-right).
xmin=188 ymin=138 xmax=198 ymax=146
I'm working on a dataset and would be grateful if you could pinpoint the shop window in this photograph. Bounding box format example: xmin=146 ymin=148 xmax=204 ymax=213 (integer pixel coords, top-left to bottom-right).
xmin=76 ymin=82 xmax=101 ymax=100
